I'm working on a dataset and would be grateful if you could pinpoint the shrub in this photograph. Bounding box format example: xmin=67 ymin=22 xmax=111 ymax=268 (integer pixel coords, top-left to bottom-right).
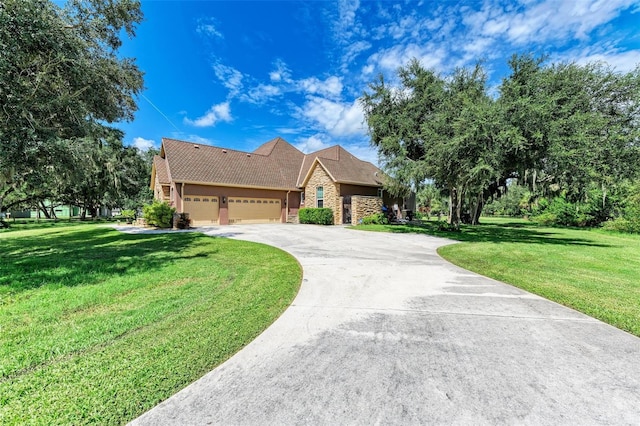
xmin=299 ymin=208 xmax=333 ymax=225
xmin=120 ymin=209 xmax=136 ymax=223
xmin=531 ymin=212 xmax=557 ymax=226
xmin=602 ymin=217 xmax=640 ymax=234
xmin=437 ymin=221 xmax=460 ymax=232
xmin=174 ymin=212 xmax=191 ymax=229
xmin=142 ymin=201 xmax=175 ymax=228
xmin=362 ymin=213 xmax=389 ymax=225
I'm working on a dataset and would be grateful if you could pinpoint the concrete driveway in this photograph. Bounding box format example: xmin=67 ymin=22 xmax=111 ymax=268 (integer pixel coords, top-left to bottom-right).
xmin=131 ymin=224 xmax=640 ymax=425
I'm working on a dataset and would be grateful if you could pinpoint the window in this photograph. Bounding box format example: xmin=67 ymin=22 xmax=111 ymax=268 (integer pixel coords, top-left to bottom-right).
xmin=250 ymin=200 xmax=255 ymax=203
xmin=229 ymin=199 xmax=234 ymax=203
xmin=316 ymin=186 xmax=324 ymax=208
xmin=301 ymin=192 xmax=305 ymax=203
xmin=213 ymin=198 xmax=218 ymax=203
xmin=194 ymin=198 xmax=200 ymax=202
xmin=257 ymin=200 xmax=262 ymax=204
xmin=377 ymin=188 xmax=383 ymax=198
xmin=203 ymin=198 xmax=209 ymax=202
xmin=243 ymin=200 xmax=249 ymax=203
xmin=184 ymin=197 xmax=192 ymax=202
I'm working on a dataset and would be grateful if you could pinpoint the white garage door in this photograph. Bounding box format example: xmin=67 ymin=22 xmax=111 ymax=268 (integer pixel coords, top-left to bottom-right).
xmin=183 ymin=196 xmax=219 ymax=226
xmin=228 ymin=197 xmax=281 ymax=224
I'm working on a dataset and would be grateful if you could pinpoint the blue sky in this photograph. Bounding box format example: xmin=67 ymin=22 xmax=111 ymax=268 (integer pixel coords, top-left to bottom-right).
xmin=118 ymin=0 xmax=640 ymax=164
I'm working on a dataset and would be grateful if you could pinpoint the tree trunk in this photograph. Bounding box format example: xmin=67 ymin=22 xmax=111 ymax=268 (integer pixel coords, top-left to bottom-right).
xmin=39 ymin=200 xmax=51 ymax=219
xmin=471 ymin=192 xmax=483 ymax=225
xmin=448 ymin=187 xmax=461 ymax=228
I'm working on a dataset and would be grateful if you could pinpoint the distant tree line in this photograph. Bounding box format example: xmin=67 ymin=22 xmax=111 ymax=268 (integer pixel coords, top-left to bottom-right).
xmin=0 ymin=0 xmax=150 ymax=221
xmin=361 ymin=55 xmax=640 ymax=230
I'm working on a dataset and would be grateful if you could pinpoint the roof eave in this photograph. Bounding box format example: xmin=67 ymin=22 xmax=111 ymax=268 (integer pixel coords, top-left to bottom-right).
xmin=175 ymin=180 xmax=301 ymax=192
xmin=335 ymin=180 xmax=383 ymax=187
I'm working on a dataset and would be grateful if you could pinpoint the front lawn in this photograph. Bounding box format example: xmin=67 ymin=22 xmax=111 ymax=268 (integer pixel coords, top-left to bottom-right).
xmin=353 ymin=218 xmax=640 ymax=337
xmin=0 ymin=224 xmax=301 ymax=425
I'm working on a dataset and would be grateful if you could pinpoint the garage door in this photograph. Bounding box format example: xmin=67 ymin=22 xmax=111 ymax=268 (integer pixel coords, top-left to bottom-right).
xmin=228 ymin=197 xmax=281 ymax=224
xmin=183 ymin=196 xmax=219 ymax=226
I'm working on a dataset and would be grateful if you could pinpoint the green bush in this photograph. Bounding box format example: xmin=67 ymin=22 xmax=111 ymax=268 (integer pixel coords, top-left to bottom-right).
xmin=531 ymin=212 xmax=557 ymax=226
xmin=121 ymin=209 xmax=136 ymax=219
xmin=602 ymin=217 xmax=640 ymax=234
xmin=362 ymin=213 xmax=389 ymax=225
xmin=118 ymin=209 xmax=136 ymax=223
xmin=299 ymin=208 xmax=334 ymax=225
xmin=437 ymin=221 xmax=460 ymax=232
xmin=142 ymin=201 xmax=175 ymax=228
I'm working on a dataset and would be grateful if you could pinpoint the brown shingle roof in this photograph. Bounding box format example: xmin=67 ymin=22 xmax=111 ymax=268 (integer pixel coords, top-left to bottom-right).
xmin=160 ymin=137 xmax=382 ymax=190
xmin=153 ymin=155 xmax=170 ymax=184
xmin=161 ymin=138 xmax=303 ymax=190
xmin=255 ymin=137 xmax=305 ymax=188
xmin=297 ymin=145 xmax=382 ymax=187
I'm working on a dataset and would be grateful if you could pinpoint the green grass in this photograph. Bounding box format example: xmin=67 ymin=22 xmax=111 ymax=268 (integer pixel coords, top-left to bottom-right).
xmin=353 ymin=217 xmax=640 ymax=337
xmin=0 ymin=224 xmax=301 ymax=425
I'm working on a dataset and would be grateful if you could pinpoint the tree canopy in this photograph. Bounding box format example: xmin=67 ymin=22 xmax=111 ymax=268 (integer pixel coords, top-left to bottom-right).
xmin=361 ymin=55 xmax=640 ymax=226
xmin=0 ymin=0 xmax=145 ymax=217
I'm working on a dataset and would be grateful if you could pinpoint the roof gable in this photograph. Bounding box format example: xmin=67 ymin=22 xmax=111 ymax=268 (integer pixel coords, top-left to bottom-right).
xmin=297 ymin=145 xmax=382 ymax=188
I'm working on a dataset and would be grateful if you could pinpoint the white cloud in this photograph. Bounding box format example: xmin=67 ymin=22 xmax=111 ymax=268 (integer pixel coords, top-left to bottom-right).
xmin=461 ymin=0 xmax=638 ymax=46
xmin=341 ymin=40 xmax=372 ymax=70
xmin=299 ymin=97 xmax=365 ymax=137
xmin=132 ymin=137 xmax=155 ymax=151
xmin=361 ymin=64 xmax=375 ymax=76
xmin=213 ymin=63 xmax=244 ymax=97
xmin=341 ymin=143 xmax=379 ymax=166
xmin=298 ymin=76 xmax=343 ymax=98
xmin=572 ymin=49 xmax=640 ymax=73
xmin=335 ymin=0 xmax=362 ymax=43
xmin=463 ymin=37 xmax=495 ymax=55
xmin=241 ymin=84 xmax=282 ymax=104
xmin=269 ymin=59 xmax=292 ymax=83
xmin=184 ymin=102 xmax=232 ymax=127
xmin=366 ymin=43 xmax=447 ymax=74
xmin=294 ymin=134 xmax=331 ymax=153
xmin=196 ymin=19 xmax=224 ymax=39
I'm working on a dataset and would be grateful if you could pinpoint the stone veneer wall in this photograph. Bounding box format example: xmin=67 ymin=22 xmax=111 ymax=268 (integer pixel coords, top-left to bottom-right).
xmin=304 ymin=164 xmax=341 ymax=225
xmin=351 ymin=195 xmax=383 ymax=225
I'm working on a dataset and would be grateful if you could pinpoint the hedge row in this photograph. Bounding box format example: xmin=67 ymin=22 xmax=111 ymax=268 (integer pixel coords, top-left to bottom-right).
xmin=298 ymin=208 xmax=334 ymax=225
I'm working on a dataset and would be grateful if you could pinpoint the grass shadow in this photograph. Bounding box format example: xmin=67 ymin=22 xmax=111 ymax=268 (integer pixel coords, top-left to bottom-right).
xmin=1 ymin=226 xmax=208 ymax=295
xmin=357 ymin=220 xmax=612 ymax=247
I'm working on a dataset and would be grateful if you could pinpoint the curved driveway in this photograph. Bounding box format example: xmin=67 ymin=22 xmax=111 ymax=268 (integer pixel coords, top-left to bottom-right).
xmin=132 ymin=224 xmax=640 ymax=425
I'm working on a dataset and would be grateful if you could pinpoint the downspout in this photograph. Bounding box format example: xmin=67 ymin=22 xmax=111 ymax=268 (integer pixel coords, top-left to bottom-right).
xmin=181 ymin=182 xmax=185 ymax=213
xmin=286 ymin=190 xmax=290 ymax=222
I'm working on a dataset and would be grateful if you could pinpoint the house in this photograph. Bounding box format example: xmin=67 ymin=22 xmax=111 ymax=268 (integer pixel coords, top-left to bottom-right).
xmin=150 ymin=137 xmax=397 ymax=226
